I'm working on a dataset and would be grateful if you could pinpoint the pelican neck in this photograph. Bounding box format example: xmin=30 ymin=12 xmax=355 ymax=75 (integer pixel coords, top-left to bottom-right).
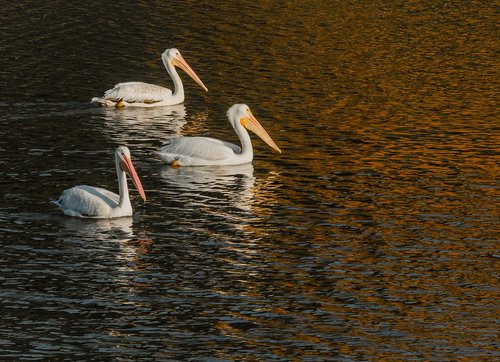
xmin=116 ymin=161 xmax=130 ymax=209
xmin=234 ymin=119 xmax=254 ymax=159
xmin=164 ymin=59 xmax=184 ymax=101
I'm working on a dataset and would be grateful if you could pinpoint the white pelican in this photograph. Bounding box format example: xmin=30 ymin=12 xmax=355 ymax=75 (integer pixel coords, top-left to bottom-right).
xmin=91 ymin=48 xmax=207 ymax=107
xmin=52 ymin=146 xmax=146 ymax=218
xmin=155 ymin=104 xmax=281 ymax=166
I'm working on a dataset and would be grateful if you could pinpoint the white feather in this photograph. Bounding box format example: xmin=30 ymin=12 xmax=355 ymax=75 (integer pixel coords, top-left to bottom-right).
xmin=52 ymin=185 xmax=121 ymax=218
xmin=91 ymin=48 xmax=207 ymax=108
xmin=155 ymin=104 xmax=280 ymax=166
xmin=156 ymin=137 xmax=241 ymax=165
xmin=103 ymin=82 xmax=172 ymax=104
xmin=52 ymin=146 xmax=145 ymax=218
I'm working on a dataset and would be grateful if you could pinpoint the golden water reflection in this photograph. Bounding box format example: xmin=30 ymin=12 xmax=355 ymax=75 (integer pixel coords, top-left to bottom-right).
xmin=0 ymin=0 xmax=497 ymax=360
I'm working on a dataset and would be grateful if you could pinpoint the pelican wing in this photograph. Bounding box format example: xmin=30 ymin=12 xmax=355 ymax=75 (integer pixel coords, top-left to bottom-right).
xmin=158 ymin=137 xmax=241 ymax=162
xmin=53 ymin=185 xmax=119 ymax=217
xmin=104 ymin=82 xmax=172 ymax=104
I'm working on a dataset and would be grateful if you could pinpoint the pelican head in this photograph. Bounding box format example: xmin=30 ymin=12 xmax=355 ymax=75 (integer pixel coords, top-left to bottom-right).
xmin=162 ymin=48 xmax=208 ymax=92
xmin=115 ymin=146 xmax=147 ymax=201
xmin=228 ymin=104 xmax=281 ymax=153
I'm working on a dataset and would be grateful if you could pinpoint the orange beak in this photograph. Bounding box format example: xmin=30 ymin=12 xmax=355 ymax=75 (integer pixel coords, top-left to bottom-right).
xmin=241 ymin=111 xmax=281 ymax=153
xmin=120 ymin=155 xmax=147 ymax=201
xmin=173 ymin=54 xmax=208 ymax=92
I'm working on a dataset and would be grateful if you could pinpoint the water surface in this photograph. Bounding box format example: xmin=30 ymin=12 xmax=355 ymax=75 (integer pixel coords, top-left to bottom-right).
xmin=0 ymin=1 xmax=498 ymax=360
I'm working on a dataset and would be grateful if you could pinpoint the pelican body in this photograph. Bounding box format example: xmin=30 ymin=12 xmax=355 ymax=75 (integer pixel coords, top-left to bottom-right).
xmin=156 ymin=104 xmax=281 ymax=166
xmin=92 ymin=48 xmax=207 ymax=108
xmin=53 ymin=146 xmax=146 ymax=218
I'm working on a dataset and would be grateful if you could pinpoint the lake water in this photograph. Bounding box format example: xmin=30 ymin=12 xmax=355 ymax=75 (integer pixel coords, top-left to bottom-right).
xmin=0 ymin=1 xmax=498 ymax=360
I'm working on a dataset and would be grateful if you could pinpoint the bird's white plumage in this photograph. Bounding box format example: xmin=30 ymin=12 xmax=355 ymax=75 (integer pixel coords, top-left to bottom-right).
xmin=91 ymin=48 xmax=207 ymax=108
xmin=156 ymin=137 xmax=241 ymax=165
xmin=102 ymin=82 xmax=173 ymax=104
xmin=52 ymin=146 xmax=146 ymax=218
xmin=155 ymin=104 xmax=281 ymax=166
xmin=52 ymin=186 xmax=120 ymax=218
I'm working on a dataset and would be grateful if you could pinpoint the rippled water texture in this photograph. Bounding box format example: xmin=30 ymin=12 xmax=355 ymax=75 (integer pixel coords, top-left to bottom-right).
xmin=0 ymin=1 xmax=498 ymax=360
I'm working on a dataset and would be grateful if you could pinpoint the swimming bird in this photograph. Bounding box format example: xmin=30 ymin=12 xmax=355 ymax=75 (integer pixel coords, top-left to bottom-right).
xmin=155 ymin=104 xmax=281 ymax=166
xmin=52 ymin=146 xmax=146 ymax=218
xmin=91 ymin=48 xmax=207 ymax=107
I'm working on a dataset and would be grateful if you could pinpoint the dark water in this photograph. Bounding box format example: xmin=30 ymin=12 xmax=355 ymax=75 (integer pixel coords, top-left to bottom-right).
xmin=1 ymin=1 xmax=498 ymax=360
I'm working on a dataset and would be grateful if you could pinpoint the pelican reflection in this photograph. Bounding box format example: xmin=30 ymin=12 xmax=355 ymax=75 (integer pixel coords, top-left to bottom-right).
xmin=59 ymin=216 xmax=135 ymax=238
xmin=100 ymin=104 xmax=188 ymax=143
xmin=159 ymin=163 xmax=255 ymax=213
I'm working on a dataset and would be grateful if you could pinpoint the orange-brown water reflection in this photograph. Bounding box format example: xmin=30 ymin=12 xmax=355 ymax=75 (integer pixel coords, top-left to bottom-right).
xmin=0 ymin=0 xmax=497 ymax=360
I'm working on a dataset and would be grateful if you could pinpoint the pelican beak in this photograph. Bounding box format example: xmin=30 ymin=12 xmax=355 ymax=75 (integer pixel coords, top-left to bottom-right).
xmin=120 ymin=155 xmax=147 ymax=202
xmin=173 ymin=54 xmax=208 ymax=92
xmin=241 ymin=111 xmax=281 ymax=153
